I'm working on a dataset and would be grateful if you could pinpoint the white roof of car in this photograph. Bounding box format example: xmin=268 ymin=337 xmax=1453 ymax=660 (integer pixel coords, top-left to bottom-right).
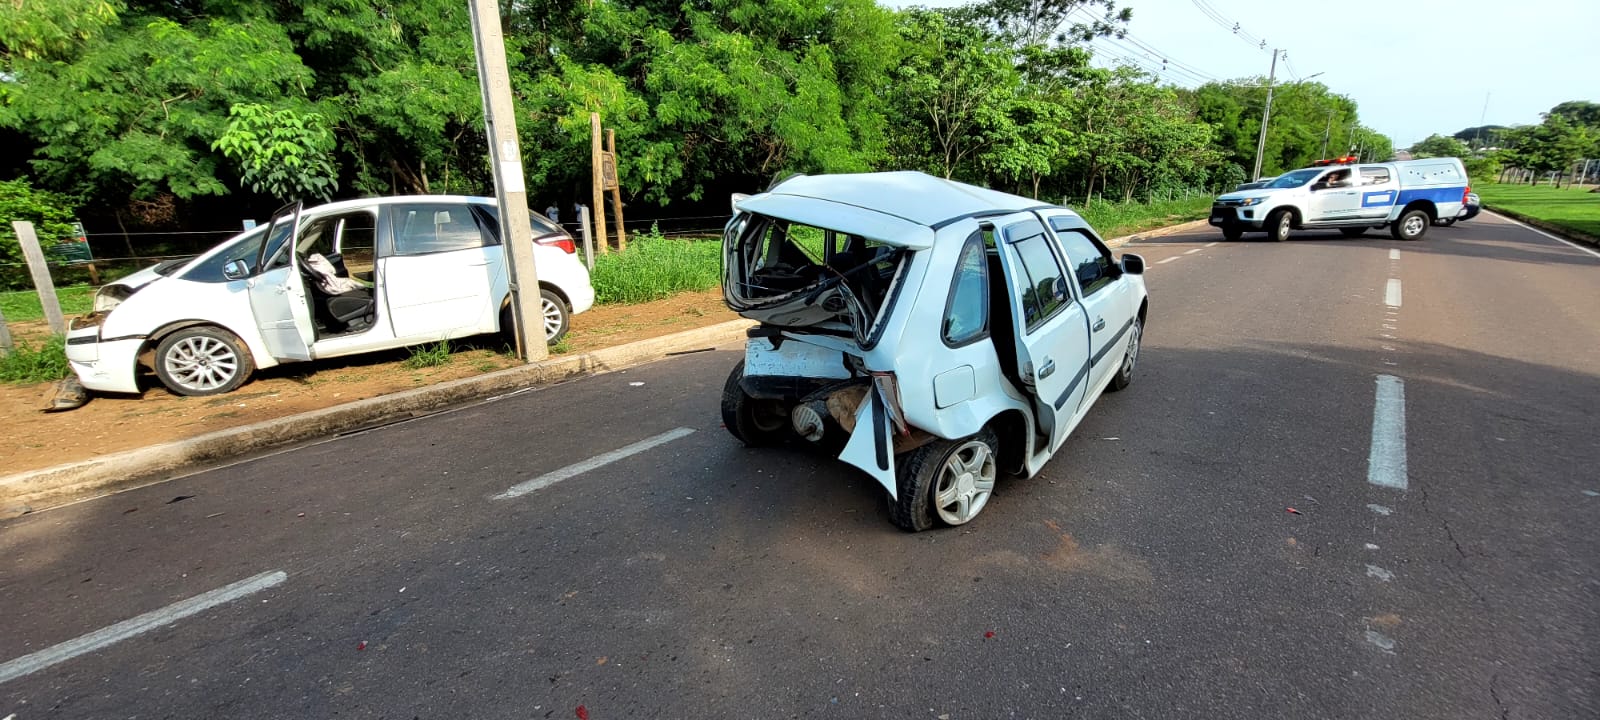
xmin=735 ymin=171 xmax=1061 ymax=250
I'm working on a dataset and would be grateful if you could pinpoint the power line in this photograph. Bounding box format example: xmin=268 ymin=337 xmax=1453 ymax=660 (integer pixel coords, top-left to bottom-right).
xmin=1189 ymin=0 xmax=1271 ymax=53
xmin=1070 ymin=7 xmax=1222 ymax=87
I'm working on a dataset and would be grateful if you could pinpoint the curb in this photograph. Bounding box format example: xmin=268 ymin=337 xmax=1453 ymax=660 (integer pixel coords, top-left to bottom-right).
xmin=1 ymin=318 xmax=754 ymax=517
xmin=1482 ymin=205 xmax=1600 ymax=247
xmin=1105 ymin=218 xmax=1211 ymax=248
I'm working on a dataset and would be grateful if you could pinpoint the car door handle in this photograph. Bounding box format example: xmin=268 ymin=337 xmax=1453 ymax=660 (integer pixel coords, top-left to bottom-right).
xmin=1037 ymin=358 xmax=1056 ymax=379
xmin=1093 ymin=317 xmax=1106 ymax=332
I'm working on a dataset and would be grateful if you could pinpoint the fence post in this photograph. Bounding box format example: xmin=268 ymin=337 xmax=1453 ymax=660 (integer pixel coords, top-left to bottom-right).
xmin=579 ymin=204 xmax=596 ymax=271
xmin=12 ymin=221 xmax=67 ymax=335
xmin=0 ymin=302 xmax=13 ymax=356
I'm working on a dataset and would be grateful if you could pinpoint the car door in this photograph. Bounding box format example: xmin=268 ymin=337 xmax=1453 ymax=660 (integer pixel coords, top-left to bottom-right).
xmin=246 ymin=203 xmax=314 ymax=361
xmin=380 ymin=203 xmax=503 ymax=341
xmin=1046 ymin=215 xmax=1135 ymax=400
xmin=1356 ymin=165 xmax=1399 ymax=220
xmin=1308 ymin=168 xmax=1361 ymax=222
xmin=998 ymin=218 xmax=1092 ymax=454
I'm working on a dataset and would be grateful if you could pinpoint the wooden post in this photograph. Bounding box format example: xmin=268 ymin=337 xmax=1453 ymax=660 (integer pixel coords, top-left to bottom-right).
xmin=606 ymin=128 xmax=627 ymax=252
xmin=12 ymin=221 xmax=67 ymax=334
xmin=590 ymin=112 xmax=609 ymax=254
xmin=86 ymin=263 xmax=101 ymax=285
xmin=578 ymin=203 xmax=595 ymax=271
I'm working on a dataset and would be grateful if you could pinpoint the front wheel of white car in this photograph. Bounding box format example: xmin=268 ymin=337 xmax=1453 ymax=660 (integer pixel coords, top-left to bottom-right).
xmin=889 ymin=427 xmax=1000 ymax=532
xmin=153 ymin=326 xmax=255 ymax=396
xmin=1107 ymin=315 xmax=1142 ymax=392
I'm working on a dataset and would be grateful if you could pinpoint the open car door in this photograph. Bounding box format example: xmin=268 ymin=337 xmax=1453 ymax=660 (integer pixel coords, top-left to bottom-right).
xmin=246 ymin=203 xmax=315 ymax=361
xmin=997 ymin=218 xmax=1092 ymax=454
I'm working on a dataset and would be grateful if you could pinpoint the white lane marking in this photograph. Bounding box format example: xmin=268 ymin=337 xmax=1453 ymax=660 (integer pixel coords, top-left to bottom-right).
xmin=1365 ymin=565 xmax=1395 ymax=582
xmin=494 ymin=427 xmax=696 ymax=500
xmin=1367 ymin=503 xmax=1393 ymax=515
xmin=1205 ymin=241 xmax=1220 ymax=247
xmin=1156 ymin=256 xmax=1180 ymax=265
xmin=1485 ymin=210 xmax=1600 ymax=261
xmin=0 ymin=570 xmax=286 ymax=685
xmin=1367 ymin=375 xmax=1408 ymax=490
xmin=1184 ymin=248 xmax=1202 ymax=255
xmin=1384 ymin=278 xmax=1402 ymax=308
xmin=1364 ymin=543 xmax=1381 ymax=550
xmin=1389 ymin=249 xmax=1400 ymax=261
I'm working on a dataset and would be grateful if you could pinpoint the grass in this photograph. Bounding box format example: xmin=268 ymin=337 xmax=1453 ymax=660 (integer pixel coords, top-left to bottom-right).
xmin=1472 ymin=182 xmax=1600 ymax=239
xmin=0 ymin=335 xmax=70 ymax=384
xmin=1072 ymin=195 xmax=1214 ymax=239
xmin=0 ymin=284 xmax=95 ymax=323
xmin=590 ymin=234 xmax=723 ymax=304
xmin=401 ymin=339 xmax=453 ymax=369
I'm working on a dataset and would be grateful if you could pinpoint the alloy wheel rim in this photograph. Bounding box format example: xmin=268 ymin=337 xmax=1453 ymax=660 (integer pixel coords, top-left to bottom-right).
xmin=541 ymin=297 xmax=564 ymax=339
xmin=1404 ymin=216 xmax=1424 ymax=236
xmin=1122 ymin=320 xmax=1141 ymax=376
xmin=165 ymin=336 xmax=238 ymax=391
xmin=1277 ymin=216 xmax=1290 ymax=238
xmin=933 ymin=441 xmax=997 ymax=525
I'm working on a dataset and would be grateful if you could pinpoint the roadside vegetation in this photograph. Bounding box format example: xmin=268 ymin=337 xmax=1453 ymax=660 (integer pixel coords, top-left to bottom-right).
xmin=589 ymin=230 xmax=723 ymax=304
xmin=1474 ymin=183 xmax=1600 ymax=240
xmin=0 ymin=335 xmax=70 ymax=384
xmin=1 ymin=285 xmax=94 ymax=323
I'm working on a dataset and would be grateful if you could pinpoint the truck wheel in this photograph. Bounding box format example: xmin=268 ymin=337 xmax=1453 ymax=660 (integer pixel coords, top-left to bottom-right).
xmin=1266 ymin=209 xmax=1293 ymax=242
xmin=889 ymin=427 xmax=999 ymax=532
xmin=1391 ymin=209 xmax=1430 ymax=241
xmin=1106 ymin=316 xmax=1141 ymax=392
xmin=1222 ymin=227 xmax=1243 ymax=241
xmin=154 ymin=326 xmax=255 ymax=396
xmin=1340 ymin=228 xmax=1367 ymax=238
xmin=720 ymin=361 xmax=788 ymax=446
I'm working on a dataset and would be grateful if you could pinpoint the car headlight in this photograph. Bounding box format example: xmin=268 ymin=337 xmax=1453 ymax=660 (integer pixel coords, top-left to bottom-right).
xmin=93 ymin=284 xmax=134 ymax=313
xmin=1239 ymin=197 xmax=1262 ymax=207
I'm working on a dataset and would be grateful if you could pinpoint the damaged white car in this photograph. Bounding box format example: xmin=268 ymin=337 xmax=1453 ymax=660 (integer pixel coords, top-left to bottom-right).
xmin=720 ymin=172 xmax=1148 ymax=531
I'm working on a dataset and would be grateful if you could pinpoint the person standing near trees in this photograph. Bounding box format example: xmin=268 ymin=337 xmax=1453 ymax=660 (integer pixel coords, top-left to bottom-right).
xmin=545 ymin=204 xmax=560 ymax=225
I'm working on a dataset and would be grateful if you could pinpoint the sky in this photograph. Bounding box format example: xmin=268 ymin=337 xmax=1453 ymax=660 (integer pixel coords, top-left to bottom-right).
xmin=878 ymin=0 xmax=1600 ymax=149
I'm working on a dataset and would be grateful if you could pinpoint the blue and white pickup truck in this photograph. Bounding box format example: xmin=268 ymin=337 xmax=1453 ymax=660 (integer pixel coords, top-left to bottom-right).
xmin=1209 ymin=158 xmax=1471 ymax=241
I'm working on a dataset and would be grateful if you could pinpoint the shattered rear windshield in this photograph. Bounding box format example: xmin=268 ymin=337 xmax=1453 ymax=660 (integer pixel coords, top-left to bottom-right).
xmin=724 ymin=215 xmax=908 ymax=347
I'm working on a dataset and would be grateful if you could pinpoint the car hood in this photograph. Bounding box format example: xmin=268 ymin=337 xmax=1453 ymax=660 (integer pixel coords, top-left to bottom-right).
xmin=1216 ymin=189 xmax=1282 ymax=203
xmin=110 ymin=265 xmax=167 ymax=291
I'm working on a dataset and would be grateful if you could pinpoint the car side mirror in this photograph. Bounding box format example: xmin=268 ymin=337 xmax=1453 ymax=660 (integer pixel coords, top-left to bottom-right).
xmin=223 ymin=259 xmax=250 ymax=280
xmin=1120 ymin=253 xmax=1145 ymax=275
xmin=1310 ymin=182 xmax=1327 ymax=191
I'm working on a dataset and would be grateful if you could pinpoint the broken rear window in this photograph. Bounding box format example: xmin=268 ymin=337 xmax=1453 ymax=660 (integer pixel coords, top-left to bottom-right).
xmin=724 ymin=214 xmax=909 ymax=347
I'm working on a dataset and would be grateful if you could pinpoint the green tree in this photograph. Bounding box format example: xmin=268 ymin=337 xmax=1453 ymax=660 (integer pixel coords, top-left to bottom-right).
xmin=213 ymin=103 xmax=338 ymax=202
xmin=0 ymin=179 xmax=78 ymax=290
xmin=1410 ymin=134 xmax=1469 ymax=159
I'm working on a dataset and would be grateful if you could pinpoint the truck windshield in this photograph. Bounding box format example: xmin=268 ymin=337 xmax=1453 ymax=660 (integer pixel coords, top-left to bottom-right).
xmin=1265 ymin=169 xmax=1322 ymax=189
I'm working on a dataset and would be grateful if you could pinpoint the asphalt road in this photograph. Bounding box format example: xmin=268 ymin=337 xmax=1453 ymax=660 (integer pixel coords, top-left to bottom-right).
xmin=2 ymin=212 xmax=1597 ymax=719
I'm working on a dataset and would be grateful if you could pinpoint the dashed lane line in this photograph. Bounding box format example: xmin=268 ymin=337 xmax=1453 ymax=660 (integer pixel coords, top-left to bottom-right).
xmin=0 ymin=570 xmax=287 ymax=685
xmin=1385 ymin=279 xmax=1402 ymax=308
xmin=1367 ymin=375 xmax=1408 ymax=490
xmin=493 ymin=427 xmax=697 ymax=500
xmin=1184 ymin=248 xmax=1202 ymax=254
xmin=1156 ymin=256 xmax=1180 ymax=265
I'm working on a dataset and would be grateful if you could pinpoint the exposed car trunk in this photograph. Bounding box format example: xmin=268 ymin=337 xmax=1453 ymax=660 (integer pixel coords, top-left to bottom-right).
xmin=722 ymin=212 xmax=911 ymax=348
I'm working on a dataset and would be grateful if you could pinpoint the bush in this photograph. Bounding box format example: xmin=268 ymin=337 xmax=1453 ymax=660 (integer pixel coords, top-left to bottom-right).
xmin=0 ymin=335 xmax=70 ymax=384
xmin=402 ymin=339 xmax=453 ymax=369
xmin=0 ymin=180 xmax=79 ymax=291
xmin=589 ymin=229 xmax=723 ymax=304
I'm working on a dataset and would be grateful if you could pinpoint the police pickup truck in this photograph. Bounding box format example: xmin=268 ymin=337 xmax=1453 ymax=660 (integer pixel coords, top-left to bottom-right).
xmin=1209 ymin=158 xmax=1470 ymax=241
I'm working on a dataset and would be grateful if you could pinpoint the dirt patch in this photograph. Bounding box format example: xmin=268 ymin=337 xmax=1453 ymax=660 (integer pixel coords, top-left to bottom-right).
xmin=0 ymin=290 xmax=735 ymax=475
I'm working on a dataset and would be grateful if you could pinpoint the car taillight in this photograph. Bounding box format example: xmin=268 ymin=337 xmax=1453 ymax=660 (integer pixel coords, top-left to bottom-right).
xmin=1463 ymin=186 xmax=1471 ymax=202
xmin=538 ymin=236 xmax=577 ymax=254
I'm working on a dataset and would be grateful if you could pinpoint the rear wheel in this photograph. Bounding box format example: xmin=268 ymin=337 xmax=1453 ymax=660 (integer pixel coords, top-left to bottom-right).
xmin=889 ymin=427 xmax=1000 ymax=532
xmin=1391 ymin=209 xmax=1430 ymax=241
xmin=720 ymin=361 xmax=789 ymax=446
xmin=154 ymin=326 xmax=254 ymax=396
xmin=1340 ymin=227 xmax=1367 ymax=238
xmin=1266 ymin=209 xmax=1293 ymax=242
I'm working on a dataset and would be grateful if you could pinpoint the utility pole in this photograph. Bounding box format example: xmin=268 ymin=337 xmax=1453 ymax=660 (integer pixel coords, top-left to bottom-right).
xmin=1473 ymin=92 xmax=1491 ymax=150
xmin=1251 ymin=49 xmax=1280 ymax=181
xmin=1319 ymin=109 xmax=1335 ymax=159
xmin=469 ymin=0 xmax=546 ymax=362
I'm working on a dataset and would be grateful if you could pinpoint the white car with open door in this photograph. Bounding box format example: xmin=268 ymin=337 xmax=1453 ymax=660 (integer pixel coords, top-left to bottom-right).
xmin=720 ymin=172 xmax=1149 ymax=531
xmin=64 ymin=195 xmax=594 ymax=396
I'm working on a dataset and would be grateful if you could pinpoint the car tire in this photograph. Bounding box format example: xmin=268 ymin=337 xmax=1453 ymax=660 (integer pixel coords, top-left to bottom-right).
xmin=1266 ymin=209 xmax=1293 ymax=242
xmin=1340 ymin=228 xmax=1367 ymax=238
xmin=1106 ymin=315 xmax=1142 ymax=393
xmin=153 ymin=326 xmax=255 ymax=397
xmin=889 ymin=427 xmax=1000 ymax=532
xmin=720 ymin=361 xmax=789 ymax=446
xmin=1391 ymin=209 xmax=1430 ymax=241
xmin=1222 ymin=227 xmax=1243 ymax=241
xmin=499 ymin=290 xmax=571 ymax=347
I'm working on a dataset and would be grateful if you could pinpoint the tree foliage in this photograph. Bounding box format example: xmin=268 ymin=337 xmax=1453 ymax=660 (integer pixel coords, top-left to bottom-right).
xmin=0 ymin=179 xmax=79 ymax=291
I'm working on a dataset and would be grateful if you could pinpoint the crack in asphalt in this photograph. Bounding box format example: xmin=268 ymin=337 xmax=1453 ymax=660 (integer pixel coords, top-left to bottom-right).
xmin=1420 ymin=485 xmax=1489 ymax=606
xmin=1490 ymin=673 xmax=1510 ymax=720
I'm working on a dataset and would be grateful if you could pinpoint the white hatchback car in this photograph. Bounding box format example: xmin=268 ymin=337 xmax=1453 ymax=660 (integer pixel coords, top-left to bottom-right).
xmin=65 ymin=195 xmax=594 ymax=396
xmin=721 ymin=172 xmax=1148 ymax=531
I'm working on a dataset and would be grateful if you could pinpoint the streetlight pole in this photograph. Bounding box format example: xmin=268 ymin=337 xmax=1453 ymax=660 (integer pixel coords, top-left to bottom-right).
xmin=1319 ymin=109 xmax=1335 ymax=159
xmin=1250 ymin=49 xmax=1279 ymax=181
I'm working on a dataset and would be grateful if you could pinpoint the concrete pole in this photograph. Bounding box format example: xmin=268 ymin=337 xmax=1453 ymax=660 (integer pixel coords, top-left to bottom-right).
xmin=578 ymin=204 xmax=595 ymax=271
xmin=1250 ymin=49 xmax=1279 ymax=181
xmin=468 ymin=0 xmax=546 ymax=362
xmin=590 ymin=113 xmax=609 ymax=254
xmin=0 ymin=303 xmax=13 ymax=355
xmin=1319 ymin=109 xmax=1334 ymax=159
xmin=12 ymin=221 xmax=67 ymax=334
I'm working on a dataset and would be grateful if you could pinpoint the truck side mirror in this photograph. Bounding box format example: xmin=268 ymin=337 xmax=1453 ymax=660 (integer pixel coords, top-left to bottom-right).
xmin=1121 ymin=253 xmax=1145 ymax=275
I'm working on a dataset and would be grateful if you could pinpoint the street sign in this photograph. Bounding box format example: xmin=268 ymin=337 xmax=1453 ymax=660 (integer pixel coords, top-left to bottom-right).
xmin=47 ymin=222 xmax=93 ymax=265
xmin=600 ymin=151 xmax=619 ymax=191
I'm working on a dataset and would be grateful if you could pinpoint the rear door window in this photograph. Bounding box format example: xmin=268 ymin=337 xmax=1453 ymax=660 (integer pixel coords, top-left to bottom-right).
xmin=1359 ymin=167 xmax=1392 ymax=185
xmin=392 ymin=204 xmax=495 ymax=256
xmin=943 ymin=234 xmax=989 ymax=346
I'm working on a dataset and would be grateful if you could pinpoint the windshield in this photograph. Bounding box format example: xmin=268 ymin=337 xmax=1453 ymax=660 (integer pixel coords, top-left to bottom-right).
xmin=179 ymin=226 xmax=268 ymax=283
xmin=1264 ymin=169 xmax=1322 ymax=189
